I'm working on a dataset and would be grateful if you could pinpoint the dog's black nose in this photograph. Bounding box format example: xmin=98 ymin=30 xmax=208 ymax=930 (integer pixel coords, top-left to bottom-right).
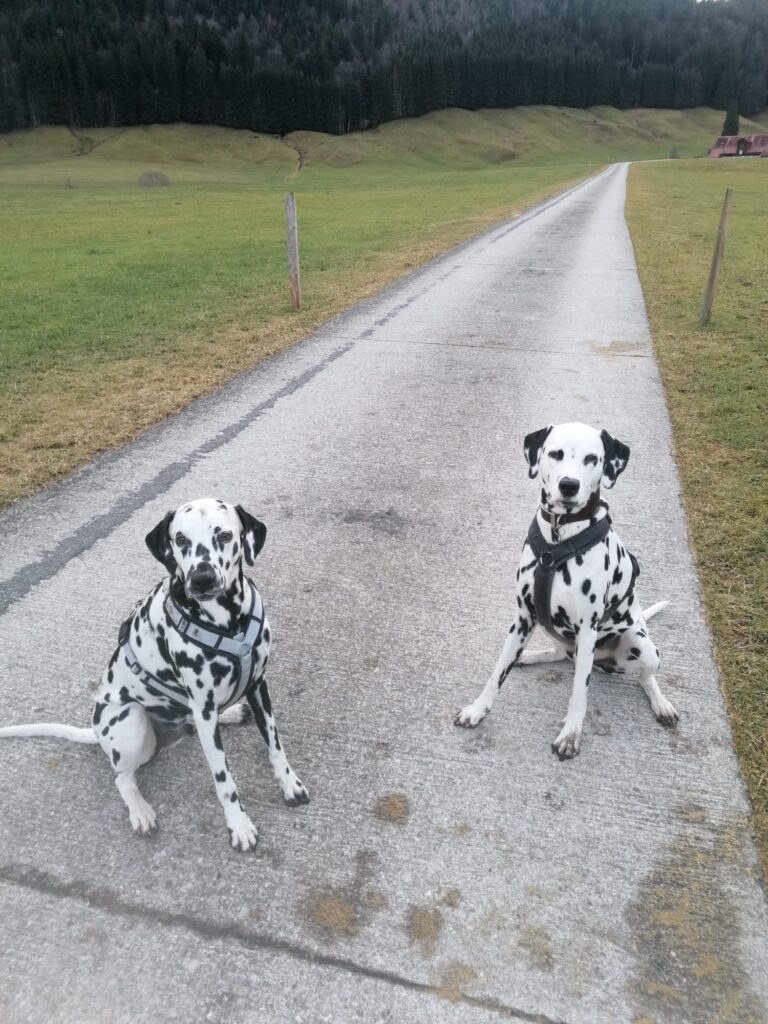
xmin=189 ymin=563 xmax=217 ymax=588
xmin=559 ymin=478 xmax=580 ymax=498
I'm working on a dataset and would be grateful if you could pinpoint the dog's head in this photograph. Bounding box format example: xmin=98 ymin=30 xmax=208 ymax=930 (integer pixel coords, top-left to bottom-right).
xmin=145 ymin=498 xmax=266 ymax=600
xmin=524 ymin=422 xmax=630 ymax=513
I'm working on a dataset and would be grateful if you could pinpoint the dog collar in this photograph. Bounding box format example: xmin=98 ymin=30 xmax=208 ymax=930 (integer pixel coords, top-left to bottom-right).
xmin=527 ymin=513 xmax=612 ymax=632
xmin=538 ymin=490 xmax=605 ymax=540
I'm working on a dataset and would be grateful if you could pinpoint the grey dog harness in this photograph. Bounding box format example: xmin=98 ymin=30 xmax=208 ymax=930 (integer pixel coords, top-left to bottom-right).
xmin=120 ymin=581 xmax=265 ymax=710
xmin=526 ymin=513 xmax=612 ymax=631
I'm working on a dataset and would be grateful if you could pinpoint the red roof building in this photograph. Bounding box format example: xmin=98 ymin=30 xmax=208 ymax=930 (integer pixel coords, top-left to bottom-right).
xmin=708 ymin=135 xmax=768 ymax=158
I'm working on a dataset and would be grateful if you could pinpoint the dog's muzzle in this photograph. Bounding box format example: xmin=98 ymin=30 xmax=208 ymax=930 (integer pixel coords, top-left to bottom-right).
xmin=186 ymin=563 xmax=224 ymax=599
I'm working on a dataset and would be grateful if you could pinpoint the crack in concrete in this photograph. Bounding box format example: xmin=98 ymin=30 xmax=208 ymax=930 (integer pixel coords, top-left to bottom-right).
xmin=0 ymin=864 xmax=571 ymax=1024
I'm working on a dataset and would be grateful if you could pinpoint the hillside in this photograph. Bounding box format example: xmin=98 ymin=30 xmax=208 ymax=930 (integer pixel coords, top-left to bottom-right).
xmin=1 ymin=105 xmax=764 ymax=187
xmin=1 ymin=0 xmax=766 ymax=136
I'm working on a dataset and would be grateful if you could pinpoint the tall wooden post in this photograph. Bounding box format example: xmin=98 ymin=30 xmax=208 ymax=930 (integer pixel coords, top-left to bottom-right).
xmin=699 ymin=187 xmax=734 ymax=326
xmin=284 ymin=192 xmax=301 ymax=310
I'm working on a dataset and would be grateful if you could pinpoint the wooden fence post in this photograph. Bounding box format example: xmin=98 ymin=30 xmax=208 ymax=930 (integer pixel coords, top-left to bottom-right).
xmin=284 ymin=192 xmax=301 ymax=310
xmin=699 ymin=187 xmax=734 ymax=326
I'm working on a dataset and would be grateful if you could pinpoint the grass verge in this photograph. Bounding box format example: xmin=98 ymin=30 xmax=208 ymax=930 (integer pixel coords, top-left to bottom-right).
xmin=626 ymin=158 xmax=768 ymax=879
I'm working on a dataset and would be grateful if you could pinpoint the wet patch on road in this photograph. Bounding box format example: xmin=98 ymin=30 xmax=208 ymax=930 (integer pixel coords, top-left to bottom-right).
xmin=303 ymin=849 xmax=385 ymax=941
xmin=432 ymin=962 xmax=477 ymax=1003
xmin=517 ymin=923 xmax=554 ymax=972
xmin=342 ymin=506 xmax=409 ymax=536
xmin=373 ymin=792 xmax=410 ymax=825
xmin=626 ymin=810 xmax=765 ymax=1023
xmin=405 ymin=903 xmax=443 ymax=958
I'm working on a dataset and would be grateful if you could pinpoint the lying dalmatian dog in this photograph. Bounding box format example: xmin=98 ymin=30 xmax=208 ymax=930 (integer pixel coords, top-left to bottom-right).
xmin=0 ymin=498 xmax=309 ymax=849
xmin=455 ymin=422 xmax=678 ymax=758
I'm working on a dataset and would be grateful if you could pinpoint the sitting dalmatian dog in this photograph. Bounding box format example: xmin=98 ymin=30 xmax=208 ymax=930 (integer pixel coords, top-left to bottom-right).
xmin=455 ymin=422 xmax=678 ymax=758
xmin=0 ymin=498 xmax=309 ymax=849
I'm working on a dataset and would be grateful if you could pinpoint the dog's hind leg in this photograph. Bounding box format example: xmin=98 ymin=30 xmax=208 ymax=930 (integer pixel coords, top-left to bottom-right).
xmin=246 ymin=676 xmax=309 ymax=807
xmin=611 ymin=627 xmax=678 ymax=726
xmin=100 ymin=702 xmax=158 ymax=834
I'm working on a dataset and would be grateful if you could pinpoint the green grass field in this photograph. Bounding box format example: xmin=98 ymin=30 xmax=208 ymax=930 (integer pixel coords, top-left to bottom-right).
xmin=626 ymin=158 xmax=768 ymax=879
xmin=2 ymin=105 xmax=759 ymax=506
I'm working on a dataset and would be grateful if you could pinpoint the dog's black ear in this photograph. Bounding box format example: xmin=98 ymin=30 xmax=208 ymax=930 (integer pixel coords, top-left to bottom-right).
xmin=145 ymin=511 xmax=176 ymax=573
xmin=601 ymin=429 xmax=630 ymax=489
xmin=235 ymin=505 xmax=267 ymax=566
xmin=523 ymin=425 xmax=552 ymax=479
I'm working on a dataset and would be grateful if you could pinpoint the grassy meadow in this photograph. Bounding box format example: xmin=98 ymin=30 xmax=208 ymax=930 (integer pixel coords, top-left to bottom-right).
xmin=0 ymin=105 xmax=754 ymax=506
xmin=626 ymin=158 xmax=768 ymax=877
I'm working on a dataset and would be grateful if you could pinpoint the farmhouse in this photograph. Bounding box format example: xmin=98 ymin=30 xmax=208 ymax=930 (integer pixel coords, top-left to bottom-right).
xmin=708 ymin=135 xmax=768 ymax=157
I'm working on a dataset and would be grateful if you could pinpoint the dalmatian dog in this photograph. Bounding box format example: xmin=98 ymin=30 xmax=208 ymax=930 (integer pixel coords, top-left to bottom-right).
xmin=0 ymin=498 xmax=309 ymax=849
xmin=455 ymin=422 xmax=678 ymax=758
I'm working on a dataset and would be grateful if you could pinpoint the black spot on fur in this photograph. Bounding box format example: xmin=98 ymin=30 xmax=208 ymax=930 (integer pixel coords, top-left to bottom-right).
xmin=210 ymin=660 xmax=232 ymax=684
xmin=175 ymin=650 xmax=205 ymax=675
xmin=112 ymin=750 xmax=121 ymax=765
xmin=215 ymin=770 xmax=226 ymax=783
xmin=202 ymin=689 xmax=216 ymax=721
xmin=581 ymin=579 xmax=591 ymax=595
xmin=93 ymin=701 xmax=106 ymax=726
xmin=213 ymin=726 xmax=223 ymax=751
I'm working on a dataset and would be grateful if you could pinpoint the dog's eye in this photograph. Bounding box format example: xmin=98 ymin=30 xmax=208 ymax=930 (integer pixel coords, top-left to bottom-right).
xmin=174 ymin=532 xmax=188 ymax=547
xmin=584 ymin=454 xmax=599 ymax=466
xmin=548 ymin=450 xmax=564 ymax=461
xmin=219 ymin=531 xmax=233 ymax=544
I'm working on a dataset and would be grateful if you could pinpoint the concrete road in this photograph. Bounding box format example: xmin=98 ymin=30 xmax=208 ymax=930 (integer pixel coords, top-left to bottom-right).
xmin=1 ymin=164 xmax=766 ymax=1024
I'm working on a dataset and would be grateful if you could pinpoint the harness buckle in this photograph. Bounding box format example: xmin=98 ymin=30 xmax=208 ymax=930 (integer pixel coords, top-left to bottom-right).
xmin=540 ymin=552 xmax=555 ymax=569
xmin=238 ymin=642 xmax=251 ymax=658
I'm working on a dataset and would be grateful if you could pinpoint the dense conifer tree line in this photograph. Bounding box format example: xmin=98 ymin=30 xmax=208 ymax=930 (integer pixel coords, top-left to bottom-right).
xmin=0 ymin=0 xmax=765 ymax=136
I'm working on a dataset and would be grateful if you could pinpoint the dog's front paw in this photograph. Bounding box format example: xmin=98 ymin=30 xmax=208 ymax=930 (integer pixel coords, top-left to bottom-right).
xmin=551 ymin=720 xmax=583 ymax=760
xmin=454 ymin=701 xmax=489 ymax=729
xmin=129 ymin=800 xmax=157 ymax=835
xmin=227 ymin=814 xmax=259 ymax=851
xmin=653 ymin=696 xmax=679 ymax=728
xmin=282 ymin=770 xmax=310 ymax=807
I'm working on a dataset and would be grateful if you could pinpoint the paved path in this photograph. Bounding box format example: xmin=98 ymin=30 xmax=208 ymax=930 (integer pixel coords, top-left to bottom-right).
xmin=1 ymin=164 xmax=766 ymax=1024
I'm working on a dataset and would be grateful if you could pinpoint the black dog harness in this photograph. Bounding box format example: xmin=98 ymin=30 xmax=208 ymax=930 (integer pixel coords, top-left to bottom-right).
xmin=119 ymin=581 xmax=266 ymax=710
xmin=526 ymin=513 xmax=612 ymax=632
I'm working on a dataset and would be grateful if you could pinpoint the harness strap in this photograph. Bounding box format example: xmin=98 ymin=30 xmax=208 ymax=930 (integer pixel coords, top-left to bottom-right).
xmin=527 ymin=514 xmax=612 ymax=631
xmin=164 ymin=582 xmax=265 ymax=707
xmin=118 ymin=583 xmax=266 ymax=711
xmin=122 ymin=636 xmax=188 ymax=704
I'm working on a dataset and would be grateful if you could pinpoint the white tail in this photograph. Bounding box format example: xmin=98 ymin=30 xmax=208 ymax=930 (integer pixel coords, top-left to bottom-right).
xmin=0 ymin=723 xmax=99 ymax=744
xmin=643 ymin=601 xmax=669 ymax=621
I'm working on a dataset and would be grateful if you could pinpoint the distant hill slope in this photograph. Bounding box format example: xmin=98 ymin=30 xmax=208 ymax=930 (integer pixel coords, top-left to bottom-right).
xmin=0 ymin=0 xmax=766 ymax=135
xmin=2 ymin=106 xmax=766 ymax=186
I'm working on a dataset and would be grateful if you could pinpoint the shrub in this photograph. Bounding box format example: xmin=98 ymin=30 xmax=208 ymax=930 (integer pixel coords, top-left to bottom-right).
xmin=138 ymin=170 xmax=170 ymax=187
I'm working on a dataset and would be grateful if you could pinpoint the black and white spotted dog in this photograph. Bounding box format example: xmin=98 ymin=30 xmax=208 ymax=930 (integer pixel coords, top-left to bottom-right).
xmin=0 ymin=498 xmax=309 ymax=850
xmin=455 ymin=422 xmax=678 ymax=758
